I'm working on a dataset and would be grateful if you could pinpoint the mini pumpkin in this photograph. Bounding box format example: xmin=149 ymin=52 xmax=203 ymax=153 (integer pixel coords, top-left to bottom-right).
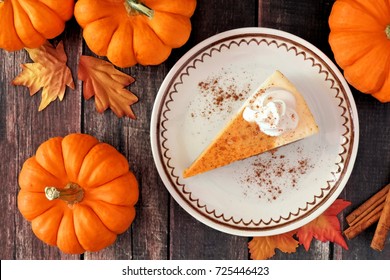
xmin=17 ymin=133 xmax=139 ymax=254
xmin=74 ymin=0 xmax=197 ymax=67
xmin=328 ymin=0 xmax=390 ymax=102
xmin=0 ymin=0 xmax=75 ymax=51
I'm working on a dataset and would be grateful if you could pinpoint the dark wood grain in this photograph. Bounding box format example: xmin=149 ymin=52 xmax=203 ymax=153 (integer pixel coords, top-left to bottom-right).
xmin=0 ymin=48 xmax=24 ymax=260
xmin=0 ymin=0 xmax=389 ymax=260
xmin=82 ymin=63 xmax=172 ymax=260
xmin=259 ymin=0 xmax=390 ymax=259
xmin=260 ymin=0 xmax=390 ymax=260
xmin=0 ymin=19 xmax=83 ymax=260
xmin=167 ymin=0 xmax=258 ymax=261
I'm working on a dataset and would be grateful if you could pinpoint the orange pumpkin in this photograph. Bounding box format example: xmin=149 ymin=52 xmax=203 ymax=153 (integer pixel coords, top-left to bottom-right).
xmin=0 ymin=0 xmax=75 ymax=51
xmin=17 ymin=133 xmax=139 ymax=254
xmin=74 ymin=0 xmax=197 ymax=67
xmin=328 ymin=0 xmax=390 ymax=102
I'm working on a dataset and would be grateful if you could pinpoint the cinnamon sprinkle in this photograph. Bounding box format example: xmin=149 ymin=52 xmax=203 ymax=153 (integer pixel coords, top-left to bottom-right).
xmin=240 ymin=147 xmax=314 ymax=202
xmin=197 ymin=74 xmax=249 ymax=119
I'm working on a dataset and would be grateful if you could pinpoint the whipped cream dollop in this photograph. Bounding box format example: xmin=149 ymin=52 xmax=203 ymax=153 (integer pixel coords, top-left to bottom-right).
xmin=242 ymin=87 xmax=299 ymax=136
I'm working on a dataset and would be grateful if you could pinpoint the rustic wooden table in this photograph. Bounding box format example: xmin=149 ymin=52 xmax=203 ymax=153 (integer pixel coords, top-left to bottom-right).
xmin=0 ymin=0 xmax=389 ymax=260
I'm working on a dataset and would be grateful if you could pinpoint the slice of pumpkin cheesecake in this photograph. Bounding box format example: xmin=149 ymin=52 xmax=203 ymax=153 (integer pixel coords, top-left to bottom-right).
xmin=183 ymin=70 xmax=319 ymax=178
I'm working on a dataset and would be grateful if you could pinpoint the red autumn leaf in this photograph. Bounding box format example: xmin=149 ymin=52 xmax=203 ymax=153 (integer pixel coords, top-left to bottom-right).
xmin=248 ymin=231 xmax=299 ymax=260
xmin=296 ymin=199 xmax=351 ymax=250
xmin=12 ymin=41 xmax=75 ymax=111
xmin=78 ymin=55 xmax=138 ymax=119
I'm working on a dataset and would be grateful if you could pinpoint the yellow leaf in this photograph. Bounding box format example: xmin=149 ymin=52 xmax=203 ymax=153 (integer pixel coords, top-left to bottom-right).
xmin=12 ymin=41 xmax=75 ymax=111
xmin=78 ymin=56 xmax=138 ymax=119
xmin=248 ymin=232 xmax=299 ymax=260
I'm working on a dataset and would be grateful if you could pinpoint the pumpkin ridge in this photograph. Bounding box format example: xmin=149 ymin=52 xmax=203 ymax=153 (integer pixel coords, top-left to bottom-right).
xmin=83 ymin=188 xmax=135 ymax=206
xmin=344 ymin=44 xmax=390 ymax=93
xmin=12 ymin=0 xmax=44 ymax=45
xmin=73 ymin=203 xmax=118 ymax=251
xmin=69 ymin=138 xmax=100 ymax=183
xmin=84 ymin=172 xmax=139 ymax=206
xmin=155 ymin=10 xmax=190 ymax=18
xmin=70 ymin=211 xmax=83 ymax=252
xmin=144 ymin=0 xmax=196 ymax=17
xmin=57 ymin=208 xmax=84 ymax=253
xmin=106 ymin=19 xmax=137 ymax=67
xmin=18 ymin=190 xmax=60 ymax=221
xmin=35 ymin=137 xmax=69 ymax=184
xmin=134 ymin=16 xmax=170 ymax=51
xmin=382 ymin=45 xmax=390 ymax=77
xmin=329 ymin=31 xmax=385 ymax=68
xmin=374 ymin=43 xmax=390 ymax=84
xmin=144 ymin=18 xmax=168 ymax=48
xmin=0 ymin=0 xmax=24 ymax=50
xmin=88 ymin=199 xmax=131 ymax=207
xmin=81 ymin=168 xmax=130 ymax=189
xmin=90 ymin=22 xmax=119 ymax=56
xmin=345 ymin=0 xmax=388 ymax=25
xmin=36 ymin=0 xmax=74 ymax=21
xmin=54 ymin=211 xmax=65 ymax=247
xmin=149 ymin=12 xmax=192 ymax=48
xmin=82 ymin=200 xmax=133 ymax=234
xmin=58 ymin=138 xmax=69 ymax=183
xmin=15 ymin=0 xmax=58 ymax=40
xmin=31 ymin=204 xmax=65 ymax=246
xmin=35 ymin=1 xmax=60 ymax=13
xmin=77 ymin=203 xmax=116 ymax=235
xmin=32 ymin=156 xmax=69 ymax=187
xmin=87 ymin=15 xmax=120 ymax=26
xmin=77 ymin=142 xmax=130 ymax=188
xmin=33 ymin=0 xmax=60 ymax=17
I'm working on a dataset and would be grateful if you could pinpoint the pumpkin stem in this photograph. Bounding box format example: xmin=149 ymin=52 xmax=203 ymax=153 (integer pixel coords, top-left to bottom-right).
xmin=125 ymin=0 xmax=154 ymax=18
xmin=386 ymin=25 xmax=390 ymax=40
xmin=45 ymin=183 xmax=84 ymax=205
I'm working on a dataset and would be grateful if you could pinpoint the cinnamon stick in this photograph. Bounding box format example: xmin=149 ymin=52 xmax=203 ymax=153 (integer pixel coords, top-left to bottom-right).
xmin=344 ymin=201 xmax=384 ymax=239
xmin=343 ymin=184 xmax=389 ymax=239
xmin=346 ymin=184 xmax=390 ymax=226
xmin=371 ymin=185 xmax=390 ymax=251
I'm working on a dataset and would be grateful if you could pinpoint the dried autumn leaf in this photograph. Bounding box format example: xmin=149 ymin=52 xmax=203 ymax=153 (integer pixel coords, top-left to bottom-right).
xmin=78 ymin=56 xmax=138 ymax=119
xmin=12 ymin=41 xmax=75 ymax=111
xmin=296 ymin=199 xmax=351 ymax=250
xmin=248 ymin=231 xmax=299 ymax=260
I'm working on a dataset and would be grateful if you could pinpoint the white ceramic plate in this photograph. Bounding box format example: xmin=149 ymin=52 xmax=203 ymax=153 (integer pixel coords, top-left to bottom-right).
xmin=150 ymin=27 xmax=359 ymax=236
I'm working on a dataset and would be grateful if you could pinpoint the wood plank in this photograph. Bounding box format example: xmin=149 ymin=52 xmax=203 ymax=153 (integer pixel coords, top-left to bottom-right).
xmin=259 ymin=0 xmax=335 ymax=57
xmin=0 ymin=48 xmax=22 ymax=260
xmin=338 ymin=97 xmax=390 ymax=259
xmin=168 ymin=0 xmax=258 ymax=260
xmin=127 ymin=65 xmax=171 ymax=260
xmin=259 ymin=0 xmax=390 ymax=259
xmin=170 ymin=204 xmax=249 ymax=260
xmin=0 ymin=19 xmax=83 ymax=259
xmin=258 ymin=0 xmax=341 ymax=260
xmin=81 ymin=55 xmax=171 ymax=259
xmin=1 ymin=0 xmax=389 ymax=261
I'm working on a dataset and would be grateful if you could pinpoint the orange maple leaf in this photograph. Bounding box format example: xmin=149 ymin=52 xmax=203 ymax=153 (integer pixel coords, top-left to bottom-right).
xmin=296 ymin=199 xmax=351 ymax=250
xmin=78 ymin=56 xmax=138 ymax=119
xmin=12 ymin=41 xmax=75 ymax=111
xmin=248 ymin=231 xmax=299 ymax=260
